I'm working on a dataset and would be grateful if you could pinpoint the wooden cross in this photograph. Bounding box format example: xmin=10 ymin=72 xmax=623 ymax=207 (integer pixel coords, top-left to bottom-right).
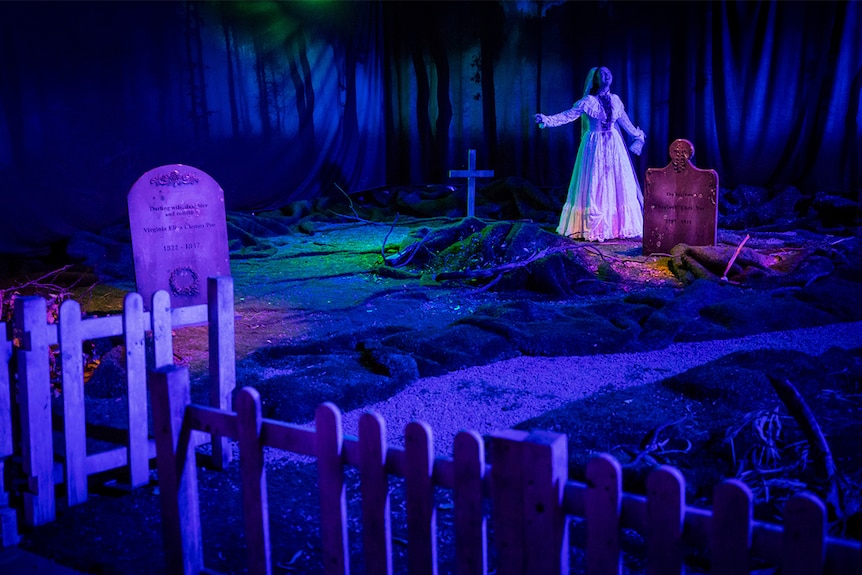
xmin=448 ymin=149 xmax=494 ymax=218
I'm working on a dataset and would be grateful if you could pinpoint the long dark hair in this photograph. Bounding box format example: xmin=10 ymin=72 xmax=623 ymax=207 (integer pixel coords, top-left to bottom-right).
xmin=584 ymin=67 xmax=601 ymax=96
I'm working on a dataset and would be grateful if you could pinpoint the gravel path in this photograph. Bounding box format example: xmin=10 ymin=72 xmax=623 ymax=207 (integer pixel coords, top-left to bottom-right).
xmin=331 ymin=320 xmax=862 ymax=455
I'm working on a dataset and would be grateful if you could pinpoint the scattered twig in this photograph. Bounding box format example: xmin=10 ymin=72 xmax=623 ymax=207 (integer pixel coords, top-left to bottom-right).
xmin=614 ymin=416 xmax=689 ymax=467
xmin=637 ymin=416 xmax=688 ymax=455
xmin=333 ymin=182 xmax=358 ymax=219
xmin=327 ymin=182 xmax=393 ymax=226
xmin=324 ymin=209 xmax=378 ymax=224
xmin=380 ymin=213 xmax=400 ymax=262
xmin=580 ymin=244 xmax=609 ymax=262
xmin=721 ymin=233 xmax=750 ymax=281
xmin=0 ymin=264 xmax=89 ymax=319
xmin=473 ymin=273 xmax=505 ymax=293
xmin=0 ymin=265 xmax=99 ymax=396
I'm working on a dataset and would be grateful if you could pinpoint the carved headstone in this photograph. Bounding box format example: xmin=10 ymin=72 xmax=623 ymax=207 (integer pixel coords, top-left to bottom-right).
xmin=643 ymin=139 xmax=719 ymax=255
xmin=128 ymin=164 xmax=230 ymax=309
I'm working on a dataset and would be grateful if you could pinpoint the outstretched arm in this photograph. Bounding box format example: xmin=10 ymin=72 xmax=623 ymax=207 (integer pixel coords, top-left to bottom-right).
xmin=534 ymin=106 xmax=582 ymax=129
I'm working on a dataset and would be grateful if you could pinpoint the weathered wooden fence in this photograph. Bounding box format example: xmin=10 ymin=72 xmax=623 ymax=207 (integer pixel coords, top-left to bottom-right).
xmin=0 ymin=316 xmax=15 ymax=546
xmin=0 ymin=276 xmax=235 ymax=535
xmin=150 ymin=364 xmax=862 ymax=575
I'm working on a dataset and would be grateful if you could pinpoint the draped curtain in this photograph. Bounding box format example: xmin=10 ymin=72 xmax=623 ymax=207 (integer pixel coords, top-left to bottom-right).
xmin=385 ymin=0 xmax=862 ymax=195
xmin=0 ymin=1 xmax=859 ymax=255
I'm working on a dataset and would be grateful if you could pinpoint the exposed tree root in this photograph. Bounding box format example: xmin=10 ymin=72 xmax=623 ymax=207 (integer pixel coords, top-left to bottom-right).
xmin=433 ymin=245 xmax=578 ymax=281
xmin=768 ymin=376 xmax=845 ymax=520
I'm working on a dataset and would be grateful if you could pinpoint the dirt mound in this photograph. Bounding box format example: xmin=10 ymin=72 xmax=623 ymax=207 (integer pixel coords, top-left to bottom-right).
xmin=378 ymin=217 xmax=604 ymax=296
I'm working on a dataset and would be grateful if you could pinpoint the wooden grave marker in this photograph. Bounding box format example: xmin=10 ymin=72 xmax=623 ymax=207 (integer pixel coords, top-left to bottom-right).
xmin=449 ymin=149 xmax=494 ymax=218
xmin=643 ymin=139 xmax=718 ymax=255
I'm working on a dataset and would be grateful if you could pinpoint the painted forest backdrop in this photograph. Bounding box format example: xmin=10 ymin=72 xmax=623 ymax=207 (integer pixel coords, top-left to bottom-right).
xmin=0 ymin=0 xmax=860 ymax=255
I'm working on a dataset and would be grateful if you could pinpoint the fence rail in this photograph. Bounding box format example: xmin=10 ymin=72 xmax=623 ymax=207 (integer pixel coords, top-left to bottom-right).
xmin=150 ymin=365 xmax=862 ymax=575
xmin=0 ymin=276 xmax=236 ymax=533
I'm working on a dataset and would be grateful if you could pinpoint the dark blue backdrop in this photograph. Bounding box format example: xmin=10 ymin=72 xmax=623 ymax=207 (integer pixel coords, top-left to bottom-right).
xmin=0 ymin=1 xmax=859 ymax=256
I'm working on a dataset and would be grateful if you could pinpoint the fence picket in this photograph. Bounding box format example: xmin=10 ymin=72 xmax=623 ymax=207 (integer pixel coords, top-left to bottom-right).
xmin=59 ymin=300 xmax=87 ymax=506
xmin=646 ymin=466 xmax=685 ymax=575
xmin=453 ymin=430 xmax=486 ymax=575
xmin=405 ymin=420 xmax=437 ymax=575
xmin=152 ymin=290 xmax=173 ymax=369
xmin=316 ymin=402 xmax=349 ymax=575
xmin=149 ymin=364 xmax=203 ymax=575
xmin=237 ymin=387 xmax=271 ymax=575
xmin=14 ymin=296 xmax=55 ymax=526
xmin=586 ymin=453 xmax=622 ymax=575
xmin=359 ymin=411 xmax=393 ymax=575
xmin=782 ymin=492 xmax=825 ymax=575
xmin=521 ymin=431 xmax=568 ymax=575
xmin=0 ymin=322 xmax=13 ymax=461
xmin=710 ymin=479 xmax=752 ymax=575
xmin=207 ymin=276 xmax=235 ymax=469
xmin=490 ymin=429 xmax=529 ymax=575
xmin=123 ymin=292 xmax=149 ymax=488
xmin=0 ymin=320 xmax=16 ymax=546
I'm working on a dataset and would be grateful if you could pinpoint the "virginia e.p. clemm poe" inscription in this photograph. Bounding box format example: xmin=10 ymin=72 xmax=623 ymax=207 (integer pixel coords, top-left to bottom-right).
xmin=643 ymin=139 xmax=719 ymax=255
xmin=128 ymin=164 xmax=230 ymax=309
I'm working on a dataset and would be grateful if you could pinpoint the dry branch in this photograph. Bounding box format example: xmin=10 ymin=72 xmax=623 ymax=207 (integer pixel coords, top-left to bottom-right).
xmin=721 ymin=233 xmax=750 ymax=281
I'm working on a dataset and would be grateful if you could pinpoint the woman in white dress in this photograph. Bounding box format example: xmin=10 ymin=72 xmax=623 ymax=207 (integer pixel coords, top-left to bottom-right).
xmin=535 ymin=66 xmax=646 ymax=241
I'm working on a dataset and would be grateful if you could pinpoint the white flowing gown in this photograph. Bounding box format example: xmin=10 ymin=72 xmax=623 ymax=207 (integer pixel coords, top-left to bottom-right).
xmin=539 ymin=94 xmax=644 ymax=241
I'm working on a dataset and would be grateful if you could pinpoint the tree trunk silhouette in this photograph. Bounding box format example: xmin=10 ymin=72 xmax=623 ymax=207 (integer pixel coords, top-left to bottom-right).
xmin=184 ymin=1 xmax=209 ymax=140
xmin=254 ymin=45 xmax=272 ymax=142
xmin=193 ymin=3 xmax=209 ymax=139
xmin=411 ymin=43 xmax=433 ymax=177
xmin=479 ymin=2 xmax=504 ymax=166
xmin=0 ymin=16 xmax=26 ymax=166
xmin=298 ymin=32 xmax=315 ymax=138
xmin=234 ymin=35 xmax=250 ymax=133
xmin=289 ymin=31 xmax=315 ymax=145
xmin=846 ymin=65 xmax=862 ymax=194
xmin=289 ymin=57 xmax=304 ymax=120
xmin=340 ymin=31 xmax=360 ymax=172
xmin=428 ymin=32 xmax=451 ymax=182
xmin=382 ymin=4 xmax=404 ymax=184
xmin=221 ymin=18 xmax=239 ymax=139
xmin=269 ymin=63 xmax=282 ymax=135
xmin=529 ymin=10 xmax=546 ymax=182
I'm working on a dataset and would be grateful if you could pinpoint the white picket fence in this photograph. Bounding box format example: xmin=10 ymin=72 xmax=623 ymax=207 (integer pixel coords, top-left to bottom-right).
xmin=150 ymin=365 xmax=862 ymax=575
xmin=0 ymin=276 xmax=236 ymax=534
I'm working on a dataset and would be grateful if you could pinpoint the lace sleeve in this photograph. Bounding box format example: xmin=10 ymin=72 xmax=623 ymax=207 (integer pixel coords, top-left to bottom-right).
xmin=614 ymin=97 xmax=644 ymax=140
xmin=535 ymin=100 xmax=585 ymax=128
